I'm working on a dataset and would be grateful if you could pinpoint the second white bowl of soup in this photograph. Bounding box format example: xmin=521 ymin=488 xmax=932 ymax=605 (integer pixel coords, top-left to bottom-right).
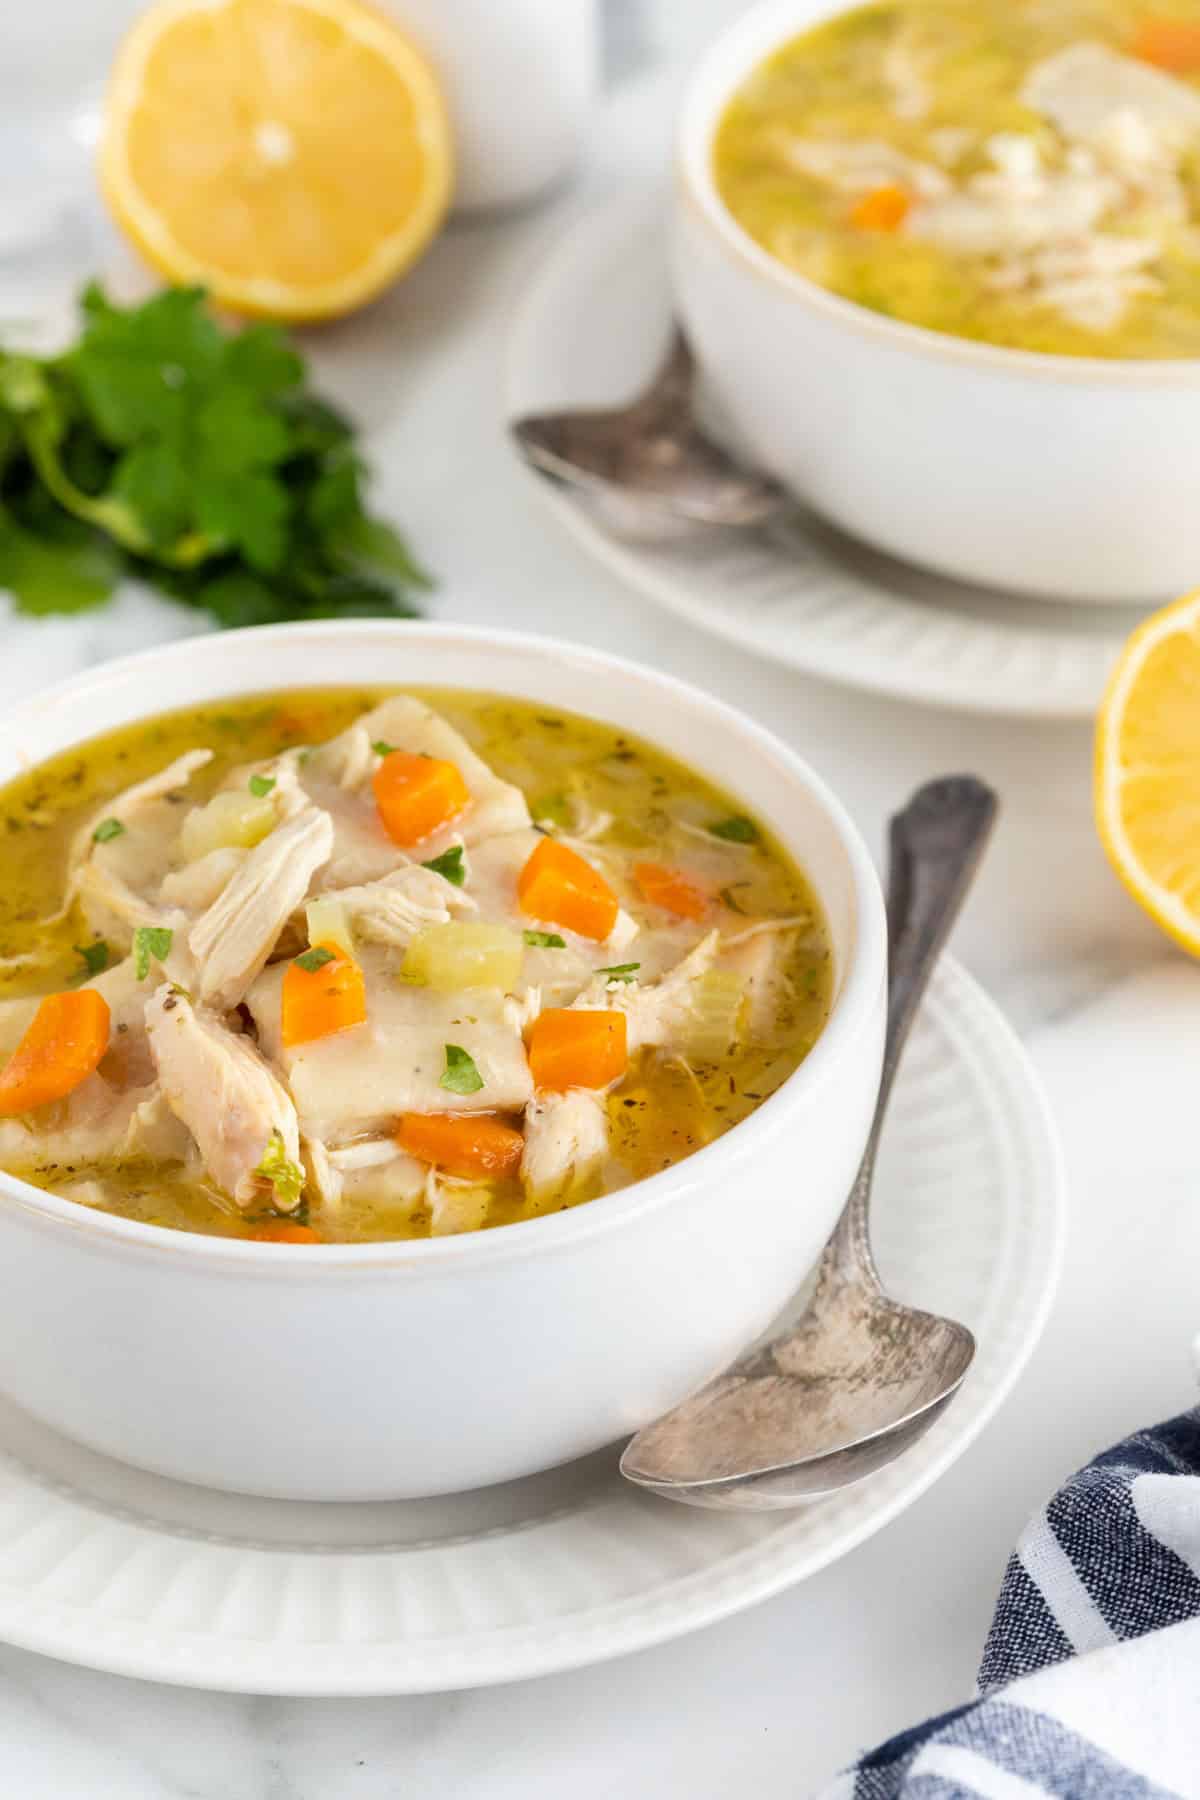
xmin=674 ymin=0 xmax=1200 ymax=602
xmin=0 ymin=624 xmax=884 ymax=1500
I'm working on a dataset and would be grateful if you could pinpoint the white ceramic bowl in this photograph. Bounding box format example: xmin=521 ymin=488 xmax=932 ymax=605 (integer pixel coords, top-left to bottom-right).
xmin=674 ymin=0 xmax=1200 ymax=604
xmin=0 ymin=623 xmax=885 ymax=1501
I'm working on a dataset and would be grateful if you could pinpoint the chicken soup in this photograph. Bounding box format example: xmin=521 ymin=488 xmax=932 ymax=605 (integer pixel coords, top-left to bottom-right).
xmin=714 ymin=1 xmax=1200 ymax=357
xmin=0 ymin=691 xmax=830 ymax=1243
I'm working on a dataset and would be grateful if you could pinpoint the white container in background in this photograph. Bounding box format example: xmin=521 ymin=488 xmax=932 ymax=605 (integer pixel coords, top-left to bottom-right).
xmin=388 ymin=0 xmax=598 ymax=211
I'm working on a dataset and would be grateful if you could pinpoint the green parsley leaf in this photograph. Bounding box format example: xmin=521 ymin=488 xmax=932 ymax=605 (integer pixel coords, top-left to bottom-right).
xmin=92 ymin=817 xmax=125 ymax=843
xmin=73 ymin=940 xmax=110 ymax=980
xmin=708 ymin=816 xmax=759 ymax=844
xmin=372 ymin=740 xmax=397 ymax=758
xmin=254 ymin=1129 xmax=305 ymax=1212
xmin=422 ymin=844 xmax=466 ymax=887
xmin=134 ymin=925 xmax=174 ymax=981
xmin=597 ymin=962 xmax=640 ymax=982
xmin=248 ymin=773 xmax=276 ymax=797
xmin=719 ymin=885 xmax=750 ymax=915
xmin=524 ymin=930 xmax=566 ymax=949
xmin=0 ymin=512 xmax=117 ymax=617
xmin=0 ymin=284 xmax=431 ymax=630
xmin=440 ymin=1044 xmax=484 ymax=1095
xmin=295 ymin=946 xmax=336 ymax=973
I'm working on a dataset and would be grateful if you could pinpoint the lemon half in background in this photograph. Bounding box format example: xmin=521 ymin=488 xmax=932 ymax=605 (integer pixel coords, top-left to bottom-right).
xmin=1096 ymin=588 xmax=1200 ymax=956
xmin=101 ymin=0 xmax=453 ymax=321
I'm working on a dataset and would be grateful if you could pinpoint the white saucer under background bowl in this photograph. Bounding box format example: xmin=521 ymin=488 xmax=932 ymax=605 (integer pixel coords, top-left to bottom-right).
xmin=0 ymin=957 xmax=1062 ymax=1693
xmin=505 ymin=191 xmax=1144 ymax=719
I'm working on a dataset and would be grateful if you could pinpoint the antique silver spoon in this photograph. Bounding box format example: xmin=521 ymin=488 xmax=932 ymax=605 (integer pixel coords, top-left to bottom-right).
xmin=621 ymin=776 xmax=999 ymax=1511
xmin=509 ymin=327 xmax=789 ymax=536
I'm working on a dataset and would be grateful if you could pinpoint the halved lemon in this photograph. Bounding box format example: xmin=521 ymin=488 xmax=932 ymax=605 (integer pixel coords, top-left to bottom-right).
xmin=1095 ymin=587 xmax=1200 ymax=955
xmin=100 ymin=0 xmax=452 ymax=321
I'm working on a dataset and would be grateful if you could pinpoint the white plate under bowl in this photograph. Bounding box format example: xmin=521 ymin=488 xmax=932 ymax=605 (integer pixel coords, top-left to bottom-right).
xmin=0 ymin=957 xmax=1062 ymax=1694
xmin=505 ymin=190 xmax=1142 ymax=719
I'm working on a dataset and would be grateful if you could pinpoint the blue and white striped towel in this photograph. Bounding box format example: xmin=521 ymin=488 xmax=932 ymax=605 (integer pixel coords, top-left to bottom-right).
xmin=825 ymin=1410 xmax=1200 ymax=1798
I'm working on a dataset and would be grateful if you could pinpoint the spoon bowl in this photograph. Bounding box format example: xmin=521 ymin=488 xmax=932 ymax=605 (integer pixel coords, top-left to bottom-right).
xmin=509 ymin=328 xmax=789 ymax=537
xmin=621 ymin=776 xmax=997 ymax=1511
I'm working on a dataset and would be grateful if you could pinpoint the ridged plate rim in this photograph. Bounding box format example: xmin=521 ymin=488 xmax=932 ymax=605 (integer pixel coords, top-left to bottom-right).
xmin=0 ymin=957 xmax=1063 ymax=1694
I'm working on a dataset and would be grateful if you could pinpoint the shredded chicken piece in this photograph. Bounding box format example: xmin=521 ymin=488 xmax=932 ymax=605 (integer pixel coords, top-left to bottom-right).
xmin=66 ymin=749 xmax=213 ymax=948
xmin=723 ymin=929 xmax=798 ymax=1046
xmin=780 ymin=136 xmax=950 ymax=200
xmin=604 ymin=908 xmax=640 ymax=953
xmin=1021 ymin=42 xmax=1200 ymax=149
xmin=159 ymin=847 xmax=248 ymax=913
xmin=327 ymin=1138 xmax=404 ymax=1172
xmin=75 ymin=861 xmax=185 ymax=948
xmin=0 ymin=1077 xmax=191 ymax=1172
xmin=571 ymin=931 xmax=721 ymax=1053
xmin=319 ymin=863 xmax=475 ymax=950
xmin=146 ymin=987 xmax=302 ymax=1208
xmin=908 ymin=133 xmax=1120 ymax=257
xmin=521 ymin=1090 xmax=608 ymax=1202
xmin=225 ymin=749 xmax=310 ymax=823
xmin=189 ymin=807 xmax=333 ymax=1011
xmin=429 ymin=1175 xmax=491 ymax=1236
xmin=339 ymin=1150 xmax=429 ymax=1216
xmin=302 ymin=1134 xmax=342 ymax=1212
xmin=883 ymin=34 xmax=929 ymax=123
xmin=303 ymin=723 xmax=375 ymax=792
xmin=69 ymin=749 xmax=214 ymax=875
xmin=503 ymin=987 xmax=543 ymax=1036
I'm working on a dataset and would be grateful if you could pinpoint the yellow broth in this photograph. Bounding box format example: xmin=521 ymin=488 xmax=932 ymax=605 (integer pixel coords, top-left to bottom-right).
xmin=714 ymin=0 xmax=1200 ymax=357
xmin=0 ymin=690 xmax=831 ymax=1242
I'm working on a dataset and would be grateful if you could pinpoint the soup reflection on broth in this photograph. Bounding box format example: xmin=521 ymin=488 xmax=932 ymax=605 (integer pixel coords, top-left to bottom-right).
xmin=714 ymin=0 xmax=1200 ymax=357
xmin=0 ymin=691 xmax=831 ymax=1243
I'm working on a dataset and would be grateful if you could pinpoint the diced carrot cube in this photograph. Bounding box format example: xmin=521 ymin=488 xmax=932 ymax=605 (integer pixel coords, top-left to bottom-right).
xmin=850 ymin=184 xmax=911 ymax=232
xmin=252 ymin=1221 xmax=323 ymax=1243
xmin=0 ymin=990 xmax=110 ymax=1116
xmin=1131 ymin=18 xmax=1200 ymax=70
xmin=397 ymin=1112 xmax=525 ymax=1179
xmin=373 ymin=752 xmax=470 ymax=846
xmin=281 ymin=944 xmax=367 ymax=1048
xmin=517 ymin=837 xmax=618 ymax=942
xmin=633 ymin=861 xmax=708 ymax=922
xmin=527 ymin=1008 xmax=627 ymax=1091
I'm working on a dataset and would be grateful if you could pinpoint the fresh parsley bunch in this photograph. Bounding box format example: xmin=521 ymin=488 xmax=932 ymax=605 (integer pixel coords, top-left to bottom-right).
xmin=0 ymin=283 xmax=430 ymax=626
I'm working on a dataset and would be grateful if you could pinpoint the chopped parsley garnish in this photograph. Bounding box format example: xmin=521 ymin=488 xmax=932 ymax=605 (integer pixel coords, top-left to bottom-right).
xmin=133 ymin=925 xmax=174 ymax=981
xmin=255 ymin=1130 xmax=304 ymax=1211
xmin=709 ymin=816 xmax=759 ymax=844
xmin=440 ymin=1043 xmax=484 ymax=1095
xmin=295 ymin=945 xmax=336 ymax=973
xmin=73 ymin=940 xmax=110 ymax=980
xmin=598 ymin=962 xmax=640 ymax=982
xmin=92 ymin=817 xmax=124 ymax=843
xmin=372 ymin=740 xmax=397 ymax=757
xmin=422 ymin=844 xmax=466 ymax=887
xmin=248 ymin=773 xmax=276 ymax=797
xmin=524 ymin=930 xmax=566 ymax=949
xmin=719 ymin=885 xmax=750 ymax=915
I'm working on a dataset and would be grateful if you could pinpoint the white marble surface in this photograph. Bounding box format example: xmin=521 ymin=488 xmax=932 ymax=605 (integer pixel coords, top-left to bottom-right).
xmin=0 ymin=2 xmax=1198 ymax=1793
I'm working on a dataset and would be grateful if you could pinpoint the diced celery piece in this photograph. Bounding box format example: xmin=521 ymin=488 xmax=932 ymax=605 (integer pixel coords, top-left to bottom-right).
xmin=676 ymin=970 xmax=746 ymax=1062
xmin=403 ymin=923 xmax=524 ymax=993
xmin=180 ymin=790 xmax=275 ymax=862
xmin=306 ymin=896 xmax=355 ymax=958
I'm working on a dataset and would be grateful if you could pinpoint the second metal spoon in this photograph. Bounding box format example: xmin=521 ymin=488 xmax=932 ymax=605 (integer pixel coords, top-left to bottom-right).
xmin=510 ymin=328 xmax=788 ymax=537
xmin=621 ymin=775 xmax=999 ymax=1511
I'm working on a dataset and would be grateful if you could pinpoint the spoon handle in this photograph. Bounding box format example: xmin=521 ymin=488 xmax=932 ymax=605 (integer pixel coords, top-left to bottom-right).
xmin=823 ymin=776 xmax=998 ymax=1292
